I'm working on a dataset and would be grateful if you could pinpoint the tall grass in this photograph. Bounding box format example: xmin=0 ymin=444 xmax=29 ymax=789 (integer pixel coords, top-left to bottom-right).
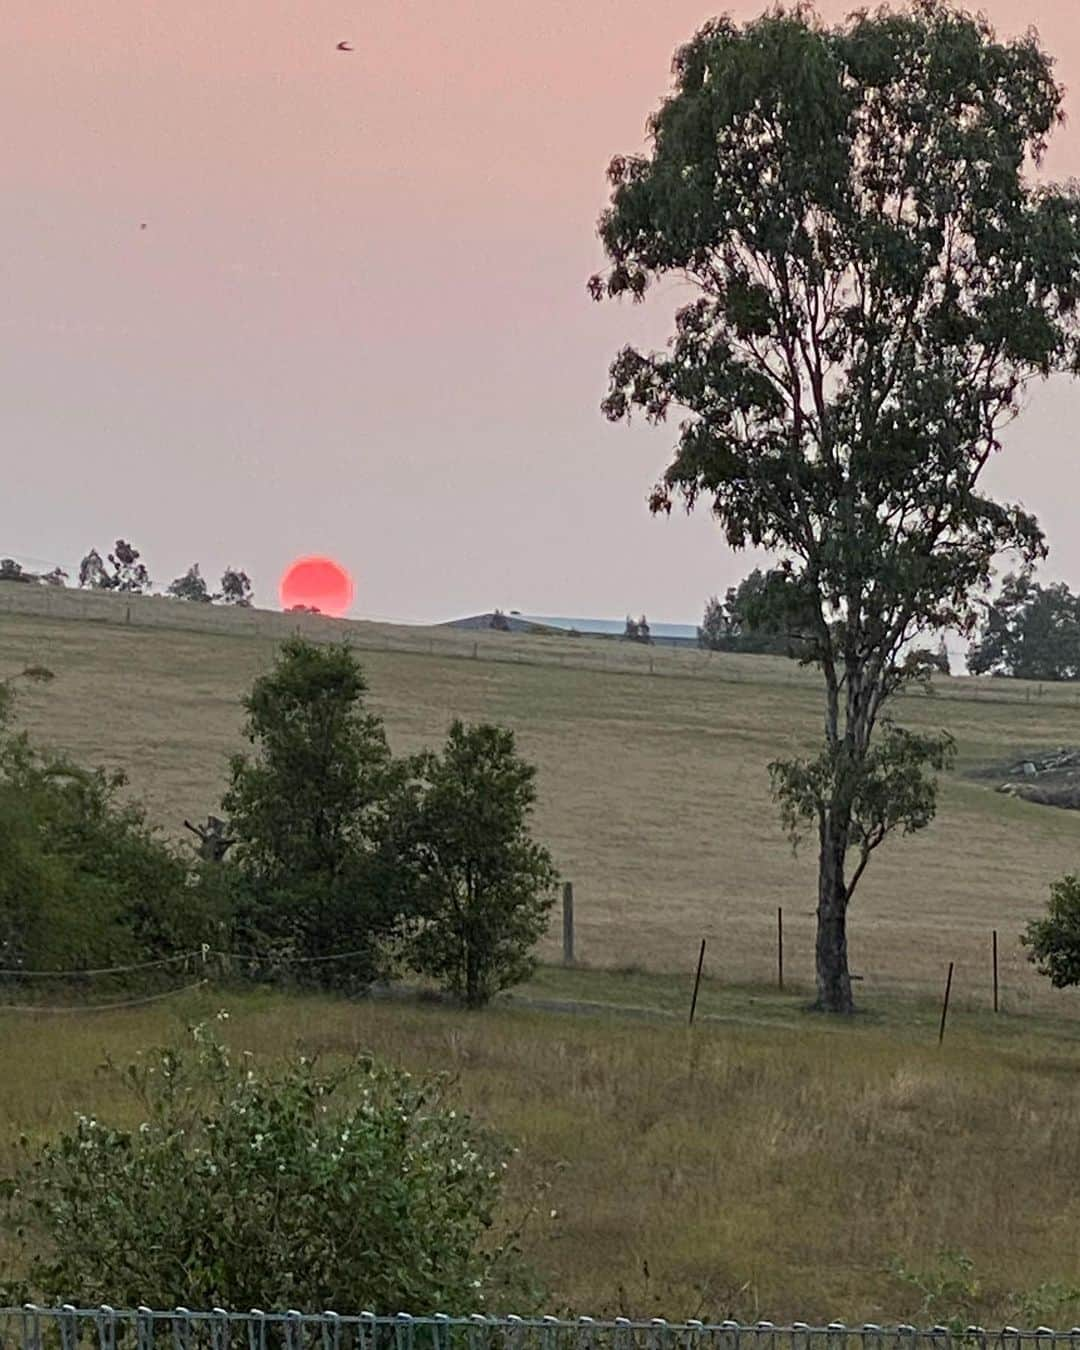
xmin=3 ymin=988 xmax=1080 ymax=1325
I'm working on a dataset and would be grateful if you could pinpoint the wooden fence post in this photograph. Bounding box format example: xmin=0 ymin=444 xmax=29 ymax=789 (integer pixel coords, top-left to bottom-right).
xmin=562 ymin=882 xmax=574 ymax=966
xmin=938 ymin=961 xmax=954 ymax=1045
xmin=689 ymin=938 xmax=706 ymax=1025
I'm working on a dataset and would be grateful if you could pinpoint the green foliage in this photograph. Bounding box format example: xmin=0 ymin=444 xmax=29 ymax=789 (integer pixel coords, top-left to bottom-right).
xmin=0 ymin=752 xmax=203 ymax=976
xmin=0 ymin=726 xmax=208 ymax=972
xmin=889 ymin=1249 xmax=1080 ymax=1330
xmin=771 ymin=724 xmax=955 ymax=897
xmin=1 ymin=1021 xmax=528 ymax=1313
xmin=968 ymin=571 xmax=1080 ymax=680
xmin=888 ymin=1249 xmax=981 ymax=1331
xmin=223 ymin=638 xmax=409 ymax=986
xmin=698 ymin=568 xmax=812 ymax=655
xmin=1022 ymin=874 xmax=1080 ymax=988
xmin=220 ymin=566 xmax=253 ymax=606
xmin=167 ymin=563 xmax=213 ymax=603
xmin=404 ymin=722 xmax=558 ymax=1008
xmin=591 ymin=0 xmax=1080 ymax=1009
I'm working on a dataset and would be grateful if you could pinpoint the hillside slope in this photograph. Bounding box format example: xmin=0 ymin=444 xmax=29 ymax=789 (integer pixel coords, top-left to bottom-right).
xmin=2 ymin=582 xmax=1078 ymax=1010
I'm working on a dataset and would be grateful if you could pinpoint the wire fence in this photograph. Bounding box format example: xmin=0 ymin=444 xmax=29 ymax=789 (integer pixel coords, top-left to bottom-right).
xmin=0 ymin=945 xmax=390 ymax=1013
xmin=5 ymin=582 xmax=1080 ymax=707
xmin=5 ymin=1310 xmax=1080 ymax=1350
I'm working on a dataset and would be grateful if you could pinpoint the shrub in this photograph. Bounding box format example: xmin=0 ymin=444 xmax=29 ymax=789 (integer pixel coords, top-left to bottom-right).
xmin=1 ymin=1022 xmax=528 ymax=1313
xmin=0 ymin=682 xmax=212 ymax=975
xmin=1023 ymin=874 xmax=1080 ymax=988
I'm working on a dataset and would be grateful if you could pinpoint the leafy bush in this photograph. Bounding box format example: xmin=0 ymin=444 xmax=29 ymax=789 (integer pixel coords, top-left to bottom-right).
xmin=404 ymin=722 xmax=558 ymax=1007
xmin=1 ymin=1022 xmax=529 ymax=1313
xmin=1023 ymin=874 xmax=1080 ymax=988
xmin=888 ymin=1249 xmax=981 ymax=1331
xmin=0 ymin=684 xmax=213 ymax=974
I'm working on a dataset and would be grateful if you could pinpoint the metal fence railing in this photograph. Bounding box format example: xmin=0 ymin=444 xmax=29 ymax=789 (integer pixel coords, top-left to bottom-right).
xmin=5 ymin=1310 xmax=1080 ymax=1350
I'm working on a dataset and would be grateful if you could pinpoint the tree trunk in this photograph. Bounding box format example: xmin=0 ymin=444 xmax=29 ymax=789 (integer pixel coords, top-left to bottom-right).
xmin=464 ymin=941 xmax=482 ymax=1009
xmin=816 ymin=817 xmax=854 ymax=1013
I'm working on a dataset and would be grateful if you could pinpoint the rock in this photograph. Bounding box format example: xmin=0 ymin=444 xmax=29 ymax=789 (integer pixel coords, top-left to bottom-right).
xmin=1023 ymin=761 xmax=1038 ymax=776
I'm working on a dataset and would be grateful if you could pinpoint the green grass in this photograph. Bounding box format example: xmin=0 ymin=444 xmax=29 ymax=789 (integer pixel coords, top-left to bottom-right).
xmin=5 ymin=984 xmax=1080 ymax=1324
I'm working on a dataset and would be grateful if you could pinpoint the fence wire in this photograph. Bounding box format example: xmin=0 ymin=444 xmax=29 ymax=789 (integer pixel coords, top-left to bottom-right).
xmin=4 ymin=1309 xmax=1080 ymax=1350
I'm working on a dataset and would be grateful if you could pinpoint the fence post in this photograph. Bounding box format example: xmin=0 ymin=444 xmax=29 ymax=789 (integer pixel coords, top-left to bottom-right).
xmin=938 ymin=961 xmax=954 ymax=1045
xmin=562 ymin=882 xmax=574 ymax=966
xmin=777 ymin=906 xmax=784 ymax=990
xmin=992 ymin=929 xmax=999 ymax=1013
xmin=689 ymin=938 xmax=706 ymax=1025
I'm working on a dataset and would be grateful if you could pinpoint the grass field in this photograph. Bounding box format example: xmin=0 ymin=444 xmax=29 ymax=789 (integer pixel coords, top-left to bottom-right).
xmin=4 ymin=984 xmax=1080 ymax=1324
xmin=2 ymin=582 xmax=1080 ymax=1012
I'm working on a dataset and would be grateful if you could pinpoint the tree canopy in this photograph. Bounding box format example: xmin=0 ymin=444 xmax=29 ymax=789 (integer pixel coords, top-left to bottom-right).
xmin=78 ymin=541 xmax=150 ymax=593
xmin=968 ymin=571 xmax=1080 ymax=680
xmin=167 ymin=563 xmax=212 ymax=603
xmin=404 ymin=721 xmax=558 ymax=1008
xmin=222 ymin=637 xmax=408 ymax=985
xmin=591 ymin=0 xmax=1080 ymax=1010
xmin=698 ymin=567 xmax=809 ymax=654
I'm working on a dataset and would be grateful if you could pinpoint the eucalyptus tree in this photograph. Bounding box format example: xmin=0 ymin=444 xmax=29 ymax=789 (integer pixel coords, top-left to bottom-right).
xmin=591 ymin=1 xmax=1080 ymax=1010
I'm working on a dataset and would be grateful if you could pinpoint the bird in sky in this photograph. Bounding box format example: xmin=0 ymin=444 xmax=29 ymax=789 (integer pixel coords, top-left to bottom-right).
xmin=336 ymin=41 xmax=354 ymax=51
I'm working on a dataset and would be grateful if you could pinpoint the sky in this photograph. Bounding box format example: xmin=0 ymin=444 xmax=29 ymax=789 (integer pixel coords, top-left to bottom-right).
xmin=4 ymin=0 xmax=1080 ymax=626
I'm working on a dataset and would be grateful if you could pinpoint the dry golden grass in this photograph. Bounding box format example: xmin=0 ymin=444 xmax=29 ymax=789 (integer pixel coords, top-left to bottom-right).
xmin=4 ymin=986 xmax=1080 ymax=1324
xmin=2 ymin=582 xmax=1080 ymax=1011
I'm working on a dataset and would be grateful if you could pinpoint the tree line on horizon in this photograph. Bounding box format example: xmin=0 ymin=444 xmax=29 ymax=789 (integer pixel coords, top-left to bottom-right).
xmin=699 ymin=564 xmax=1080 ymax=682
xmin=0 ymin=541 xmax=255 ymax=608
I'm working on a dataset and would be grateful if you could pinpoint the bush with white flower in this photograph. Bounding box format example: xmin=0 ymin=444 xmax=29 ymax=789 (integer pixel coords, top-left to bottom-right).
xmin=1 ymin=1020 xmax=531 ymax=1313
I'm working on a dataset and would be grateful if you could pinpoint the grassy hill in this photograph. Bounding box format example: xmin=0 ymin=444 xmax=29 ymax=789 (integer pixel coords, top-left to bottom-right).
xmin=2 ymin=581 xmax=1080 ymax=1012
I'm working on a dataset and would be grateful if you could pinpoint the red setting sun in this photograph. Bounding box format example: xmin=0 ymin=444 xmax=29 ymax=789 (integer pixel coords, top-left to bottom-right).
xmin=279 ymin=556 xmax=354 ymax=617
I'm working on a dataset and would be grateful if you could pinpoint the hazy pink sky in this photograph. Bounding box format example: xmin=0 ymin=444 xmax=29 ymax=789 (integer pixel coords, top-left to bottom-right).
xmin=4 ymin=0 xmax=1079 ymax=624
